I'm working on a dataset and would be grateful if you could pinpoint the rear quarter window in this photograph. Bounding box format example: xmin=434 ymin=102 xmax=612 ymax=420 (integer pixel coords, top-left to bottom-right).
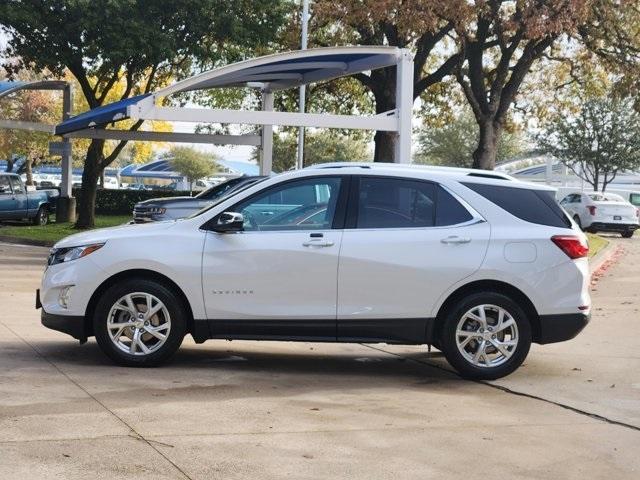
xmin=462 ymin=182 xmax=571 ymax=228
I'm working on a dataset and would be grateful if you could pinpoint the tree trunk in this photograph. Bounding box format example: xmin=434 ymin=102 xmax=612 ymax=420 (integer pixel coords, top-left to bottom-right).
xmin=75 ymin=140 xmax=104 ymax=229
xmin=472 ymin=120 xmax=501 ymax=170
xmin=374 ymin=131 xmax=396 ymax=162
xmin=24 ymin=157 xmax=34 ymax=186
xmin=372 ymin=75 xmax=397 ymax=163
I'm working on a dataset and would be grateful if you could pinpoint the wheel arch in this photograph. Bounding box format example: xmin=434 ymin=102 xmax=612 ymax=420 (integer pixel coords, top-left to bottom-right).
xmin=433 ymin=280 xmax=541 ymax=344
xmin=84 ymin=269 xmax=195 ymax=338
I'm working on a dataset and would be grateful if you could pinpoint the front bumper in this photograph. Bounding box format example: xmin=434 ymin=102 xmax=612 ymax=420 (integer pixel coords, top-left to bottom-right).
xmin=537 ymin=313 xmax=590 ymax=344
xmin=41 ymin=310 xmax=88 ymax=342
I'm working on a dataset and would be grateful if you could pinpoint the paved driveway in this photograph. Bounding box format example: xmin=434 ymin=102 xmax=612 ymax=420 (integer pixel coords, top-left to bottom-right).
xmin=0 ymin=238 xmax=638 ymax=479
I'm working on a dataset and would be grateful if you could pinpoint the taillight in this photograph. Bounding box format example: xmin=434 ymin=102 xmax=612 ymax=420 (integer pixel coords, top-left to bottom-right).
xmin=587 ymin=205 xmax=597 ymax=216
xmin=551 ymin=235 xmax=589 ymax=259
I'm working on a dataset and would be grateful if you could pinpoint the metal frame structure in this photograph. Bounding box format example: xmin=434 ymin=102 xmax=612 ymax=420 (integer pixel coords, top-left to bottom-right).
xmin=0 ymin=80 xmax=75 ymax=221
xmin=55 ymin=47 xmax=414 ymax=175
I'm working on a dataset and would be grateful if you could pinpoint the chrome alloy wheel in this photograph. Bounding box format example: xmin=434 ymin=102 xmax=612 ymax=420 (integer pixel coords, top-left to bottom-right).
xmin=455 ymin=304 xmax=519 ymax=368
xmin=107 ymin=292 xmax=171 ymax=356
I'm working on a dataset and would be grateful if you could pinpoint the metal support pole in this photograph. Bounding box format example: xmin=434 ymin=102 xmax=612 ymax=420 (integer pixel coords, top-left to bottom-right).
xmin=60 ymin=84 xmax=73 ymax=198
xmin=296 ymin=0 xmax=310 ymax=170
xmin=260 ymin=90 xmax=274 ymax=176
xmin=56 ymin=83 xmax=76 ymax=222
xmin=393 ymin=49 xmax=414 ymax=164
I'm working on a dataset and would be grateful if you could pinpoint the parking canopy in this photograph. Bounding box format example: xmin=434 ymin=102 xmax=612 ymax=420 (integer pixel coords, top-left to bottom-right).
xmin=54 ymin=46 xmax=414 ymax=173
xmin=0 ymin=80 xmax=68 ymax=99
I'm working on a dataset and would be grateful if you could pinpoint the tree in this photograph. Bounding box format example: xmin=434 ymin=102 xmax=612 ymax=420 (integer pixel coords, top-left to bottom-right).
xmin=166 ymin=147 xmax=218 ymax=193
xmin=0 ymin=79 xmax=59 ymax=183
xmin=454 ymin=0 xmax=590 ymax=170
xmin=538 ymin=96 xmax=640 ymax=192
xmin=415 ymin=111 xmax=523 ymax=167
xmin=311 ymin=0 xmax=472 ymax=162
xmin=251 ymin=129 xmax=371 ymax=173
xmin=1 ymin=0 xmax=288 ymax=227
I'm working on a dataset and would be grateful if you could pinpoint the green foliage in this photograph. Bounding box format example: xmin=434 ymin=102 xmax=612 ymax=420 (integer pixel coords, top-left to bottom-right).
xmin=538 ymin=96 xmax=640 ymax=191
xmin=72 ymin=188 xmax=192 ymax=216
xmin=415 ymin=112 xmax=524 ymax=167
xmin=164 ymin=147 xmax=217 ymax=192
xmin=252 ymin=129 xmax=372 ymax=173
xmin=1 ymin=0 xmax=289 ymax=227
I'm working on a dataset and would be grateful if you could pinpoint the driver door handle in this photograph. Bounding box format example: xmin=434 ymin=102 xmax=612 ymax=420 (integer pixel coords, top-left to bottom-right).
xmin=441 ymin=235 xmax=471 ymax=244
xmin=303 ymin=239 xmax=334 ymax=248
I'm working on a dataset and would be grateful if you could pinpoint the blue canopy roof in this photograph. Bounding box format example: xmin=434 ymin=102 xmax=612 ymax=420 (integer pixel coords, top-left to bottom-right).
xmin=54 ymin=47 xmax=400 ymax=136
xmin=0 ymin=80 xmax=68 ymax=98
xmin=55 ymin=94 xmax=151 ymax=135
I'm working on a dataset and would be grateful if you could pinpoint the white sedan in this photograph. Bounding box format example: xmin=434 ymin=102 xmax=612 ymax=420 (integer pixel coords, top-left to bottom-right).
xmin=560 ymin=192 xmax=639 ymax=238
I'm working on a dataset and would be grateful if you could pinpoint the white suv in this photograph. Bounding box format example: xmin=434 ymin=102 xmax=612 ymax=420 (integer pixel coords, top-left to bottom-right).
xmin=38 ymin=164 xmax=591 ymax=379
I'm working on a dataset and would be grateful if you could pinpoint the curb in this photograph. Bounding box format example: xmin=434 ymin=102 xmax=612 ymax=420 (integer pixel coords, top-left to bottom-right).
xmin=0 ymin=235 xmax=54 ymax=248
xmin=589 ymin=239 xmax=621 ymax=280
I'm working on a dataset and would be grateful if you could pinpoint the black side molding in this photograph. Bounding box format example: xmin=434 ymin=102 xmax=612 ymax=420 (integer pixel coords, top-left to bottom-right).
xmin=536 ymin=313 xmax=590 ymax=344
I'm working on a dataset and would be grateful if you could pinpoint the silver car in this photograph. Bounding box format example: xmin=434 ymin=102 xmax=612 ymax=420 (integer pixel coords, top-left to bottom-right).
xmin=133 ymin=176 xmax=265 ymax=223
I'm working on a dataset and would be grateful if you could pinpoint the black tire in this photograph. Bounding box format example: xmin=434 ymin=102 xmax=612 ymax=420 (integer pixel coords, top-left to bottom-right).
xmin=621 ymin=230 xmax=634 ymax=238
xmin=32 ymin=206 xmax=49 ymax=226
xmin=93 ymin=278 xmax=187 ymax=367
xmin=439 ymin=292 xmax=532 ymax=380
xmin=573 ymin=215 xmax=582 ymax=230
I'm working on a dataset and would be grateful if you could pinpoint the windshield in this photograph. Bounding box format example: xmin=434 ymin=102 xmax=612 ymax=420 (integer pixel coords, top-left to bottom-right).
xmin=186 ymin=177 xmax=268 ymax=219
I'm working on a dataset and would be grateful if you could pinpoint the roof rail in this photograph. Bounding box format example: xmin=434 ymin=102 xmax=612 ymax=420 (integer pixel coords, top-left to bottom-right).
xmin=306 ymin=162 xmax=514 ymax=180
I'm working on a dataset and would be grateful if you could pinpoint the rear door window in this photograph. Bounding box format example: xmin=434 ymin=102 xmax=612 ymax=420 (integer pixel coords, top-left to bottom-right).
xmin=630 ymin=193 xmax=640 ymax=207
xmin=356 ymin=177 xmax=436 ymax=228
xmin=353 ymin=177 xmax=474 ymax=229
xmin=463 ymin=182 xmax=571 ymax=228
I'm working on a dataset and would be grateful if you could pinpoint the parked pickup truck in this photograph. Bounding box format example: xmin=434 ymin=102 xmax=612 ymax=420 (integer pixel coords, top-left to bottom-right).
xmin=0 ymin=173 xmax=59 ymax=225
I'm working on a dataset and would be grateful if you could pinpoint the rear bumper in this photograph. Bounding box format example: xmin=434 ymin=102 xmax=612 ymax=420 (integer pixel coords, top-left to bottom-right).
xmin=537 ymin=313 xmax=590 ymax=344
xmin=590 ymin=222 xmax=639 ymax=232
xmin=41 ymin=310 xmax=87 ymax=342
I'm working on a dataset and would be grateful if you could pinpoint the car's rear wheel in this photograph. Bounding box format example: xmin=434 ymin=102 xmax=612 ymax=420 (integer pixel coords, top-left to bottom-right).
xmin=93 ymin=278 xmax=187 ymax=367
xmin=440 ymin=292 xmax=532 ymax=380
xmin=32 ymin=206 xmax=48 ymax=226
xmin=621 ymin=230 xmax=634 ymax=238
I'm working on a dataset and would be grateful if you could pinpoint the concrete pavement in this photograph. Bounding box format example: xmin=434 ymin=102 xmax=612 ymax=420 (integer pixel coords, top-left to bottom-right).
xmin=0 ymin=238 xmax=638 ymax=479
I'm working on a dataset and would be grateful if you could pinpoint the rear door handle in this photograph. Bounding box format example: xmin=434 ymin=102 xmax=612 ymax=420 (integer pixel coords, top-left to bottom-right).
xmin=441 ymin=235 xmax=471 ymax=244
xmin=303 ymin=239 xmax=334 ymax=247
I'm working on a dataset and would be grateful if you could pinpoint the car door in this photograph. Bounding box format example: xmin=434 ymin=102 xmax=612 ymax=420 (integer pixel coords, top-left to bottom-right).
xmin=201 ymin=175 xmax=347 ymax=339
xmin=0 ymin=176 xmax=20 ymax=219
xmin=337 ymin=176 xmax=490 ymax=343
xmin=8 ymin=176 xmax=29 ymax=217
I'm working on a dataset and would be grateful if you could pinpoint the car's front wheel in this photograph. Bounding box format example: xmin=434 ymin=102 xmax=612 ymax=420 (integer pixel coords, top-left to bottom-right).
xmin=93 ymin=278 xmax=187 ymax=367
xmin=439 ymin=292 xmax=532 ymax=380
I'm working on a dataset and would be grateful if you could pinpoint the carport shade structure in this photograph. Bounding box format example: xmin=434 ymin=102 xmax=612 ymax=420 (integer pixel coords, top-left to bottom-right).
xmin=55 ymin=47 xmax=414 ymax=174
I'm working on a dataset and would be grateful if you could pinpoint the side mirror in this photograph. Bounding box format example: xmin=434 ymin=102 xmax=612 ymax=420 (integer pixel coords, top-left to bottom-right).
xmin=211 ymin=211 xmax=244 ymax=233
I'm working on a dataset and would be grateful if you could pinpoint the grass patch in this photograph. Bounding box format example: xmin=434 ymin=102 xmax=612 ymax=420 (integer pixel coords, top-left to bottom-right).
xmin=587 ymin=233 xmax=609 ymax=258
xmin=0 ymin=215 xmax=131 ymax=245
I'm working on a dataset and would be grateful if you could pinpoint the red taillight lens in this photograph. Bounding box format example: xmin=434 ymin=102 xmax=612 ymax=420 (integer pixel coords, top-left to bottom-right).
xmin=551 ymin=235 xmax=589 ymax=259
xmin=587 ymin=205 xmax=597 ymax=216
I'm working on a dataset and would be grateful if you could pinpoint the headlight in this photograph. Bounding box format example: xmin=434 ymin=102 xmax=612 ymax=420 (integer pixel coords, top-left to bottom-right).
xmin=48 ymin=243 xmax=105 ymax=266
